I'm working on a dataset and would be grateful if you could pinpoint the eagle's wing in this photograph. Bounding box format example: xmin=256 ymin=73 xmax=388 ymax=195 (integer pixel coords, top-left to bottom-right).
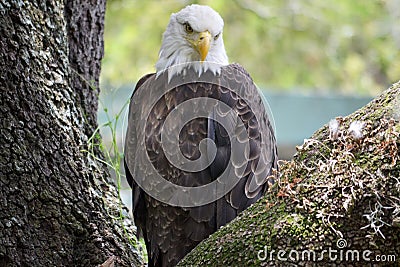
xmin=124 ymin=64 xmax=277 ymax=266
xmin=208 ymin=63 xmax=277 ymax=227
xmin=124 ymin=73 xmax=154 ymax=240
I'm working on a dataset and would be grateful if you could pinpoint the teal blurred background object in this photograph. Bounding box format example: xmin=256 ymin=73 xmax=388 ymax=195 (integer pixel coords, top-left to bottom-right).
xmin=263 ymin=91 xmax=372 ymax=159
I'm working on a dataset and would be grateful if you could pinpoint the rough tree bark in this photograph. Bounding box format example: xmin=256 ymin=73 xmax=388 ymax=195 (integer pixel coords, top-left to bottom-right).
xmin=179 ymin=83 xmax=400 ymax=266
xmin=0 ymin=1 xmax=142 ymax=266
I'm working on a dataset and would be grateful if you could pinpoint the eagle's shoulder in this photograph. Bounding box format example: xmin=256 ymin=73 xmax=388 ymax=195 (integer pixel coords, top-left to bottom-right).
xmin=223 ymin=63 xmax=253 ymax=81
xmin=131 ymin=73 xmax=156 ymax=98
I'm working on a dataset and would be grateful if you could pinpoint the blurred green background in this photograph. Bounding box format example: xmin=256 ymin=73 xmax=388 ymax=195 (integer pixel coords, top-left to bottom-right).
xmin=101 ymin=0 xmax=400 ymax=95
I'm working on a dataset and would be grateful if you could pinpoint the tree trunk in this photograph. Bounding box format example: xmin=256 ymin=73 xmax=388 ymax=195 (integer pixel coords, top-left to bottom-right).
xmin=179 ymin=82 xmax=400 ymax=266
xmin=0 ymin=1 xmax=142 ymax=266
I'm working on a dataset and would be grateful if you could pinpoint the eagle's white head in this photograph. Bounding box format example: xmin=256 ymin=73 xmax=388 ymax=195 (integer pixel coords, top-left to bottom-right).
xmin=155 ymin=5 xmax=229 ymax=80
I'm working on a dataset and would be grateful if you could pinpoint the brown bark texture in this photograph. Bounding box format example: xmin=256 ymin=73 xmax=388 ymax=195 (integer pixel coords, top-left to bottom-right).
xmin=0 ymin=1 xmax=142 ymax=266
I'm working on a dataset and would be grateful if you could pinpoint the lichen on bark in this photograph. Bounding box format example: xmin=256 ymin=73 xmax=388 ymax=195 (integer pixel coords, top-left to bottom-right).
xmin=179 ymin=82 xmax=400 ymax=266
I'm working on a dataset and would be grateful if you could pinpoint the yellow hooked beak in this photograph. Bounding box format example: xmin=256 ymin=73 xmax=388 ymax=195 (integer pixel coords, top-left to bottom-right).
xmin=195 ymin=31 xmax=211 ymax=62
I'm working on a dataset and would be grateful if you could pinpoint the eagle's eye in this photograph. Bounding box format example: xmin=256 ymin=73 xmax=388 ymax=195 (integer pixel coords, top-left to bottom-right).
xmin=184 ymin=23 xmax=193 ymax=34
xmin=214 ymin=33 xmax=220 ymax=40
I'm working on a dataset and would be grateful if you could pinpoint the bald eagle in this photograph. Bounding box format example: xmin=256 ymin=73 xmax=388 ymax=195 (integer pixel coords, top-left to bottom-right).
xmin=124 ymin=4 xmax=277 ymax=267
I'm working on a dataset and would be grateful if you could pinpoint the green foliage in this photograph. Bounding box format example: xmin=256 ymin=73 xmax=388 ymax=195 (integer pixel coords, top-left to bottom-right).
xmin=102 ymin=0 xmax=400 ymax=95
